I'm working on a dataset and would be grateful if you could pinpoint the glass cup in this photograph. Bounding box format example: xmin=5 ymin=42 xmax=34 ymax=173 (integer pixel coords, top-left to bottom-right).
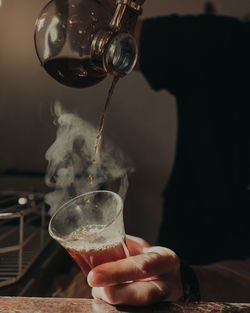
xmin=49 ymin=190 xmax=129 ymax=276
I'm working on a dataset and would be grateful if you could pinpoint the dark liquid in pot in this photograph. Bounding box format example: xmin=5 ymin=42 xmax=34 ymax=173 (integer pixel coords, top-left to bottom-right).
xmin=44 ymin=57 xmax=106 ymax=88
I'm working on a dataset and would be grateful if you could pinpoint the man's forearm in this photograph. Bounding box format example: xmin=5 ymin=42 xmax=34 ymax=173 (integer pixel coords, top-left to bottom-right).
xmin=192 ymin=259 xmax=250 ymax=302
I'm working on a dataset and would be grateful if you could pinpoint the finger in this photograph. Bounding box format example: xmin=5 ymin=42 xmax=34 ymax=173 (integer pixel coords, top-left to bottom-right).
xmin=126 ymin=235 xmax=151 ymax=256
xmin=126 ymin=235 xmax=150 ymax=248
xmin=92 ymin=279 xmax=168 ymax=306
xmin=88 ymin=247 xmax=179 ymax=287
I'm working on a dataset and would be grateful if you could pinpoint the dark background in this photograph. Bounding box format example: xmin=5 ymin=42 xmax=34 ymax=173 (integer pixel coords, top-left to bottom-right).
xmin=0 ymin=0 xmax=250 ymax=244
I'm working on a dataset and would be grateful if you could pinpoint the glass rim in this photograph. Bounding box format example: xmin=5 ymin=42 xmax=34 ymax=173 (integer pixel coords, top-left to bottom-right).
xmin=48 ymin=190 xmax=124 ymax=244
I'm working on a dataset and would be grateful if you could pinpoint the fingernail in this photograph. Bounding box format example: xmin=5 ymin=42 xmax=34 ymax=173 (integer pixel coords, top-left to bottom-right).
xmin=99 ymin=287 xmax=110 ymax=303
xmin=92 ymin=287 xmax=100 ymax=299
xmin=92 ymin=287 xmax=109 ymax=303
xmin=87 ymin=271 xmax=94 ymax=286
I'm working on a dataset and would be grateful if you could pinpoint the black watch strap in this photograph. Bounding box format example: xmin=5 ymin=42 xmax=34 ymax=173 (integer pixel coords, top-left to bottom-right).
xmin=180 ymin=260 xmax=201 ymax=303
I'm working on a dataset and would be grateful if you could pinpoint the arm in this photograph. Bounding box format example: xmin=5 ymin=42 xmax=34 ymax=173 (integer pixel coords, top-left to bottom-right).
xmin=192 ymin=259 xmax=250 ymax=302
xmin=136 ymin=14 xmax=250 ymax=93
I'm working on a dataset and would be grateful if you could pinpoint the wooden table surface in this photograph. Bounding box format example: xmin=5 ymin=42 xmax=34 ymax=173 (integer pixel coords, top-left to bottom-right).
xmin=0 ymin=297 xmax=250 ymax=313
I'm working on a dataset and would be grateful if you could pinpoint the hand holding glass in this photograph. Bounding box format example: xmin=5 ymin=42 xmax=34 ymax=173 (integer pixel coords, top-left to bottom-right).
xmin=49 ymin=191 xmax=129 ymax=276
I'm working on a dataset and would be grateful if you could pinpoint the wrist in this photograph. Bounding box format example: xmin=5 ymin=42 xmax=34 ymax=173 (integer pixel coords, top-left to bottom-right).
xmin=179 ymin=260 xmax=201 ymax=303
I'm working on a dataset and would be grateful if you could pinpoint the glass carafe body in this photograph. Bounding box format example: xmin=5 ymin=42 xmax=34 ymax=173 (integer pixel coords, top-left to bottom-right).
xmin=34 ymin=0 xmax=140 ymax=88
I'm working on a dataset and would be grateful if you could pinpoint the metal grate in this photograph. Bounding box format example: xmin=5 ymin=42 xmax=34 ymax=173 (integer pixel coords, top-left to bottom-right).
xmin=0 ymin=192 xmax=51 ymax=287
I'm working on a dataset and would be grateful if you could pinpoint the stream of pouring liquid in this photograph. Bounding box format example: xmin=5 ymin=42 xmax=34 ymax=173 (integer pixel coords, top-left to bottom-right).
xmin=88 ymin=76 xmax=120 ymax=185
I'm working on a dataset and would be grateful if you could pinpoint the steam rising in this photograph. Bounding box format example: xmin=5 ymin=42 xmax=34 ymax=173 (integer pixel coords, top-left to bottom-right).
xmin=45 ymin=101 xmax=134 ymax=215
